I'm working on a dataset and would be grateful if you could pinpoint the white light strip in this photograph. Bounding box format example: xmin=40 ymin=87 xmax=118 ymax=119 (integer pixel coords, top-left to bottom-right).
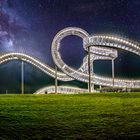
xmin=0 ymin=27 xmax=140 ymax=93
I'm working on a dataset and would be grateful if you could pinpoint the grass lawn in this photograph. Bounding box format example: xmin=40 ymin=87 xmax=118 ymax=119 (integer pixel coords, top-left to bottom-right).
xmin=0 ymin=93 xmax=139 ymax=140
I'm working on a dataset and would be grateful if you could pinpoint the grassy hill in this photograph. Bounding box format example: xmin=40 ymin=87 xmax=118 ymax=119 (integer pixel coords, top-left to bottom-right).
xmin=0 ymin=93 xmax=139 ymax=140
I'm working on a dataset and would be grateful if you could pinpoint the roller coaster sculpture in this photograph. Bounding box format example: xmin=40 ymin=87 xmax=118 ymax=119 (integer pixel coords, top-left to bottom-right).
xmin=0 ymin=27 xmax=140 ymax=94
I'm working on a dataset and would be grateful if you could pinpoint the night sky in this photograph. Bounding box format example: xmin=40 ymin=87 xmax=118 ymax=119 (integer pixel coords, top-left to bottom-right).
xmin=0 ymin=0 xmax=140 ymax=93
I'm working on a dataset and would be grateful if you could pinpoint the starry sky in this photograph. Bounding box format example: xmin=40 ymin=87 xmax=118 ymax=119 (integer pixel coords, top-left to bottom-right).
xmin=0 ymin=0 xmax=140 ymax=93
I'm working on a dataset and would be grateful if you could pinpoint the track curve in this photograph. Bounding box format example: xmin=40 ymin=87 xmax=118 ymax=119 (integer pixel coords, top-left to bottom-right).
xmin=51 ymin=27 xmax=140 ymax=88
xmin=0 ymin=53 xmax=73 ymax=81
xmin=0 ymin=27 xmax=140 ymax=90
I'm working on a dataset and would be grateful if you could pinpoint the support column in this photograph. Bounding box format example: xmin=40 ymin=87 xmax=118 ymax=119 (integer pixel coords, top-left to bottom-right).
xmin=21 ymin=61 xmax=24 ymax=94
xmin=112 ymin=59 xmax=115 ymax=87
xmin=91 ymin=83 xmax=95 ymax=92
xmin=55 ymin=65 xmax=58 ymax=94
xmin=88 ymin=46 xmax=91 ymax=93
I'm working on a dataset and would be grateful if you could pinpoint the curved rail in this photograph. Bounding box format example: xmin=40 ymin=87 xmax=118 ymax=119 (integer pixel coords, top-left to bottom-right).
xmin=51 ymin=27 xmax=140 ymax=88
xmin=34 ymin=86 xmax=88 ymax=94
xmin=0 ymin=53 xmax=73 ymax=81
xmin=0 ymin=27 xmax=140 ymax=91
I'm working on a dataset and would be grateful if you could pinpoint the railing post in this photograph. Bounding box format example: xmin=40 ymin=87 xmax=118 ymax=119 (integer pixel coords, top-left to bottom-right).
xmin=100 ymin=85 xmax=102 ymax=90
xmin=88 ymin=46 xmax=91 ymax=93
xmin=21 ymin=61 xmax=24 ymax=94
xmin=112 ymin=59 xmax=115 ymax=87
xmin=55 ymin=65 xmax=58 ymax=94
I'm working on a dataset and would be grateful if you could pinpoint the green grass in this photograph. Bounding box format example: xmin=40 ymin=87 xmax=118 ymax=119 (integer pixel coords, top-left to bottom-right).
xmin=0 ymin=93 xmax=139 ymax=140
